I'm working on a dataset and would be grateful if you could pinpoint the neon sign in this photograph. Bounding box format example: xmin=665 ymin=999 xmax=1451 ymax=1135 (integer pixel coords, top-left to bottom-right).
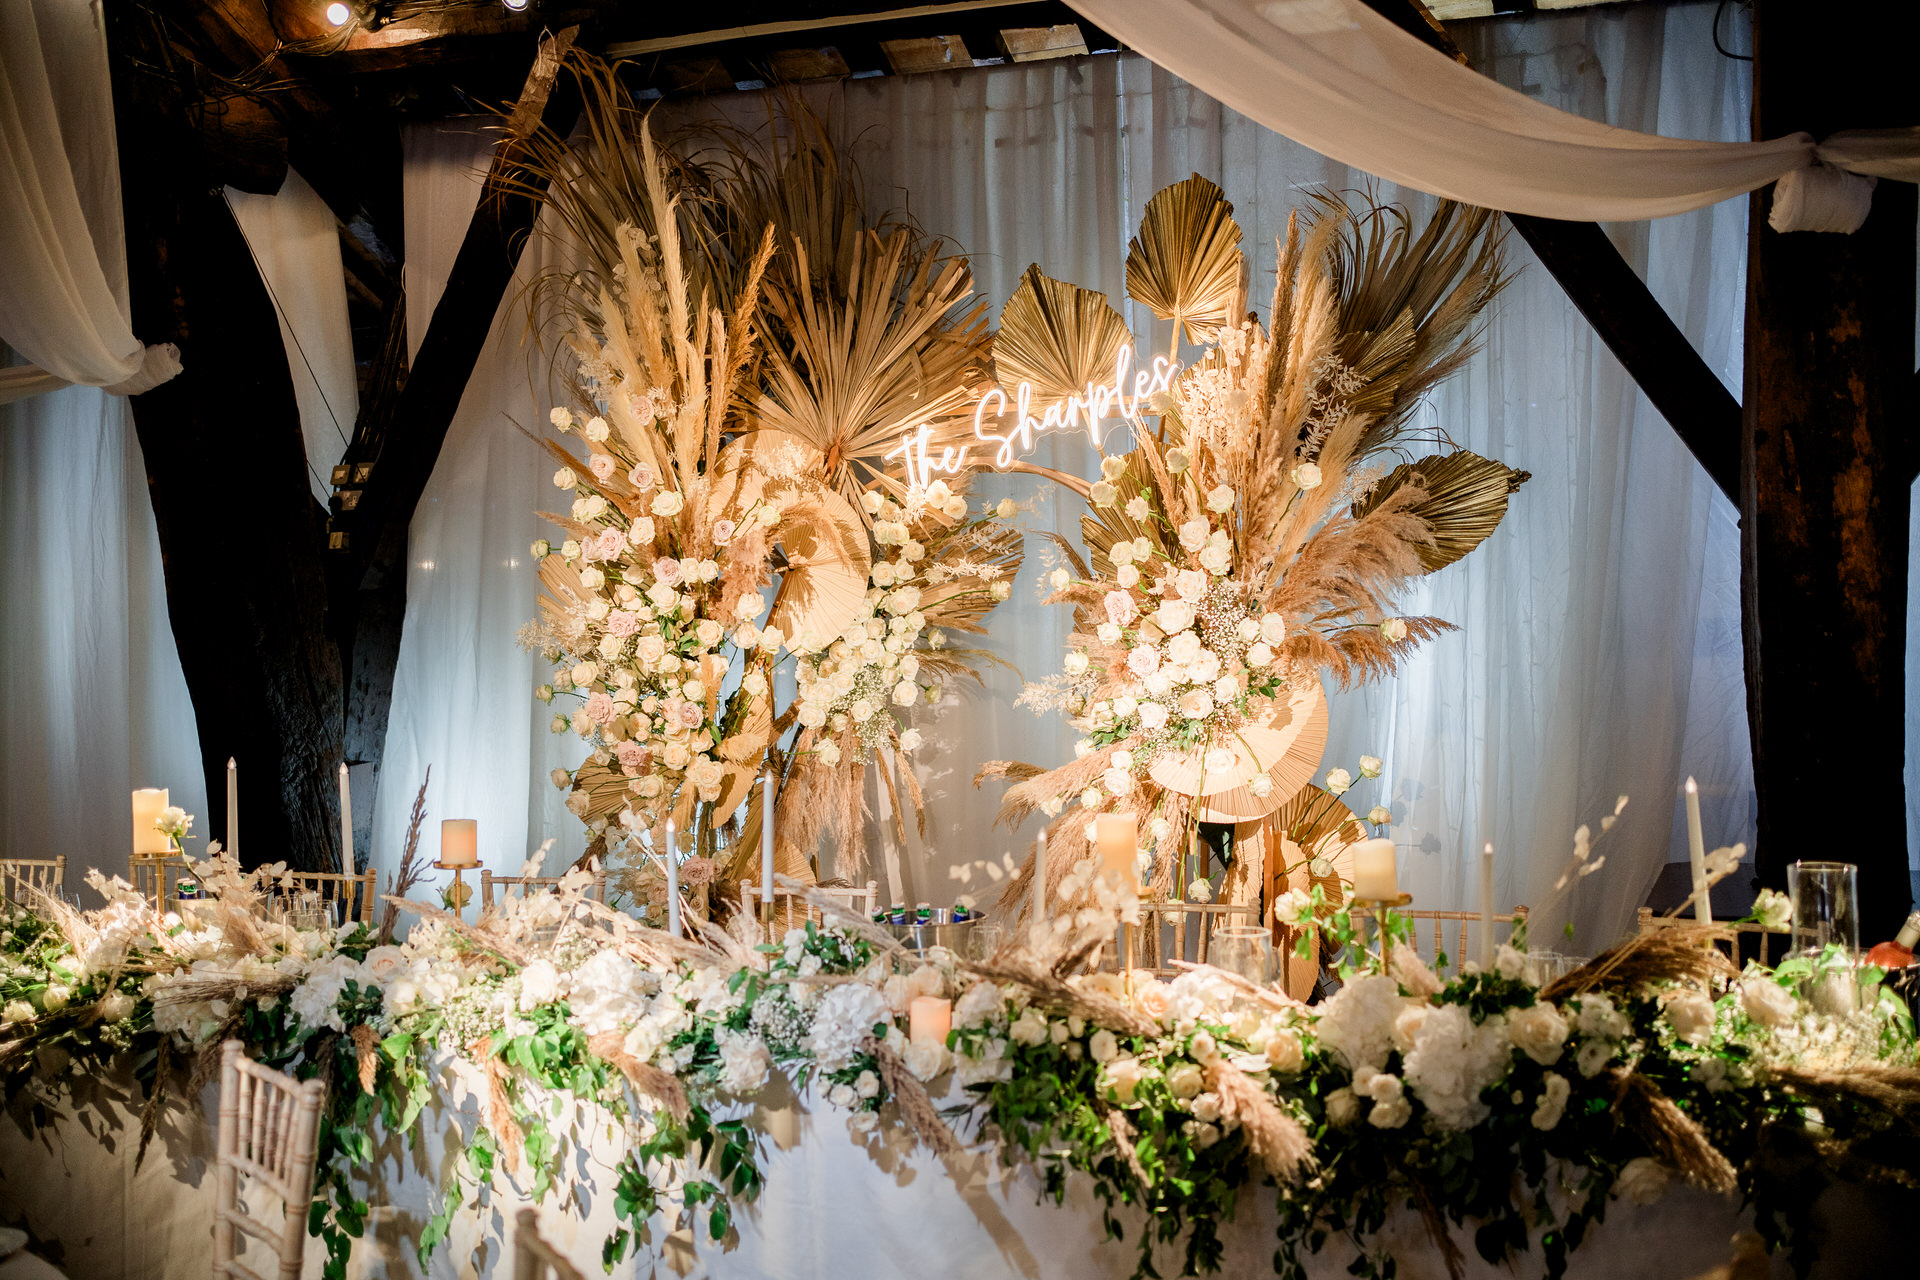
xmin=886 ymin=347 xmax=1181 ymax=488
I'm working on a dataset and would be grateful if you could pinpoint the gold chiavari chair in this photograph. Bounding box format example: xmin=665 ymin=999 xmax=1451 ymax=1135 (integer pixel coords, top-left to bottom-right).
xmin=738 ymin=878 xmax=879 ymax=935
xmin=1345 ymin=905 xmax=1531 ymax=978
xmin=482 ymin=867 xmax=609 ymax=912
xmin=213 ymin=1041 xmax=325 ymax=1280
xmin=1136 ymin=901 xmax=1263 ymax=979
xmin=265 ymin=869 xmax=378 ymax=926
xmin=130 ymin=852 xmax=192 ymax=913
xmin=1 ymin=855 xmax=66 ymax=906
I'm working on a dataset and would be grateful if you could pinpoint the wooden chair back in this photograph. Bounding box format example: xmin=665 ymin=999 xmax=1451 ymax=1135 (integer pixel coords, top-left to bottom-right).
xmin=738 ymin=879 xmax=879 ymax=933
xmin=482 ymin=868 xmax=609 ymax=912
xmin=130 ymin=852 xmax=192 ymax=913
xmin=1137 ymin=901 xmax=1262 ymax=978
xmin=268 ymin=870 xmax=378 ymax=925
xmin=1 ymin=855 xmax=65 ymax=906
xmin=214 ymin=1040 xmax=324 ymax=1280
xmin=1346 ymin=905 xmax=1530 ymax=977
xmin=1635 ymin=907 xmax=1785 ymax=965
xmin=513 ymin=1208 xmax=585 ymax=1280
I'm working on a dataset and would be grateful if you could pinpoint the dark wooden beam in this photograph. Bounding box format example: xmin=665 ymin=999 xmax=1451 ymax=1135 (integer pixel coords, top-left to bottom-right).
xmin=106 ymin=1 xmax=346 ymax=872
xmin=1364 ymin=0 xmax=1742 ymax=505
xmin=1743 ymin=0 xmax=1915 ymax=934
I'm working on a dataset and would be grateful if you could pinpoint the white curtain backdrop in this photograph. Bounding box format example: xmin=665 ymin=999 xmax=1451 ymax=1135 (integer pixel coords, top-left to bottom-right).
xmin=0 ymin=362 xmax=205 ymax=883
xmin=226 ymin=170 xmax=360 ymax=502
xmin=1063 ymin=0 xmax=1920 ymax=222
xmin=0 ymin=0 xmax=179 ymax=393
xmin=366 ymin=3 xmax=1766 ymax=951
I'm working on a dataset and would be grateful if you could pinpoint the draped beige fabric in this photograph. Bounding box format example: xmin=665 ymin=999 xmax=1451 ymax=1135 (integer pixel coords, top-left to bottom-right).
xmin=1066 ymin=0 xmax=1920 ymax=220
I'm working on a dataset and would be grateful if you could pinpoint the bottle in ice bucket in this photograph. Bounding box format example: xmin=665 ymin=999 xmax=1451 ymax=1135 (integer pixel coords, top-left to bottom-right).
xmin=872 ymin=909 xmax=889 ymax=925
xmin=888 ymin=903 xmax=908 ymax=926
xmin=175 ymin=879 xmax=200 ymax=901
xmin=951 ymin=903 xmax=970 ymax=922
xmin=1865 ymin=910 xmax=1920 ymax=968
xmin=915 ymin=902 xmax=933 ymax=925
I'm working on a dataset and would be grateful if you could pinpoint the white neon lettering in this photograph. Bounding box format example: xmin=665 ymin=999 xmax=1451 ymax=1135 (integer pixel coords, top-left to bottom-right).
xmin=970 ymin=348 xmax=1178 ymax=470
xmin=885 ymin=423 xmax=972 ymax=490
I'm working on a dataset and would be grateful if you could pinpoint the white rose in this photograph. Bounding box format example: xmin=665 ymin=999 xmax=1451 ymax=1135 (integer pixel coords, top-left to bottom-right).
xmin=1152 ymin=600 xmax=1195 ymax=635
xmin=1097 ymin=622 xmax=1122 ymax=645
xmin=1264 ymin=1031 xmax=1305 ymax=1073
xmin=1739 ymin=975 xmax=1797 ymax=1030
xmin=1324 ymin=768 xmax=1352 ymax=795
xmin=1199 ymin=543 xmax=1232 ymax=575
xmin=903 ymin=1039 xmax=951 ymax=1081
xmin=899 ymin=729 xmax=923 ymax=751
xmin=1090 ymin=481 xmax=1118 ymax=506
xmin=651 ymin=490 xmax=684 ymax=517
xmin=892 ymin=680 xmax=919 ymax=707
xmin=1508 ymin=1002 xmax=1569 ymax=1066
xmin=1324 ymin=1087 xmax=1363 ymax=1127
xmin=1177 ymin=519 xmax=1209 ymax=552
xmin=1116 ymin=564 xmax=1140 ymax=588
xmin=549 ymin=406 xmax=573 ymax=429
xmin=1358 ymin=755 xmax=1383 ymax=778
xmin=996 ymin=498 xmax=1016 ymax=519
xmin=1136 ymin=701 xmax=1168 ymax=731
xmin=1663 ymin=990 xmax=1716 ymax=1046
xmin=1206 ymin=485 xmax=1234 ymax=513
xmin=552 ymin=467 xmax=578 ymax=490
xmin=1380 ymin=617 xmax=1408 ymax=643
xmin=1049 ymin=568 xmax=1071 ymax=590
xmin=1367 ymin=805 xmax=1392 ymax=825
xmin=1166 ymin=1063 xmax=1205 ymax=1099
xmin=1063 ymin=651 xmax=1090 ymax=676
xmin=1290 ymin=462 xmax=1322 ymax=490
xmin=1088 ymin=1028 xmax=1119 ymax=1063
xmin=1245 ymin=641 xmax=1274 ymax=668
xmin=1615 ymin=1157 xmax=1671 ymax=1207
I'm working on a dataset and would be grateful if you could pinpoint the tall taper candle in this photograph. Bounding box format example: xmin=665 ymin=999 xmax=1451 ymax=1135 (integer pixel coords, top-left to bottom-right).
xmin=665 ymin=819 xmax=681 ymax=939
xmin=132 ymin=788 xmax=169 ymax=856
xmin=761 ymin=771 xmax=775 ymax=905
xmin=1477 ymin=842 xmax=1495 ymax=971
xmin=1684 ymin=777 xmax=1710 ymax=924
xmin=226 ymin=758 xmax=239 ymax=859
xmin=338 ymin=763 xmax=353 ymax=875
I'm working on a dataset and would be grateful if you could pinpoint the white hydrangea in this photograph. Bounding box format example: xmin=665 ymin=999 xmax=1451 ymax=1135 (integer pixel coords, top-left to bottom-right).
xmin=808 ymin=982 xmax=892 ymax=1071
xmin=1401 ymin=1004 xmax=1512 ymax=1130
xmin=1313 ymin=974 xmax=1406 ymax=1073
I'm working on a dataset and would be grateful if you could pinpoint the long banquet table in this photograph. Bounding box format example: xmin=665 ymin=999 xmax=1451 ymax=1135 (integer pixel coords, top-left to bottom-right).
xmin=0 ymin=1053 xmax=1900 ymax=1280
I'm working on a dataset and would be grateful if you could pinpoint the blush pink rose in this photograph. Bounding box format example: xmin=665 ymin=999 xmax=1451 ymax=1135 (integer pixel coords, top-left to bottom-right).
xmin=589 ymin=453 xmax=617 ymax=481
xmin=1174 ymin=568 xmax=1208 ymax=602
xmin=1127 ymin=645 xmax=1160 ymax=678
xmin=676 ymin=700 xmax=706 ymax=729
xmin=628 ymin=463 xmax=656 ymax=490
xmin=1104 ymin=590 xmax=1138 ymax=627
xmin=584 ymin=692 xmax=616 ymax=724
xmin=653 ymin=557 xmax=682 ymax=585
xmin=588 ymin=528 xmax=626 ymax=562
xmin=614 ymin=740 xmax=649 ymax=773
xmin=713 ymin=518 xmax=738 ymax=546
xmin=605 ymin=610 xmax=639 ymax=638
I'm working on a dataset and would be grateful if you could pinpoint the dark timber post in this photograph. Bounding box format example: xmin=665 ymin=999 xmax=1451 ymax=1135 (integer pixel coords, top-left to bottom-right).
xmin=1743 ymin=1 xmax=1916 ymax=936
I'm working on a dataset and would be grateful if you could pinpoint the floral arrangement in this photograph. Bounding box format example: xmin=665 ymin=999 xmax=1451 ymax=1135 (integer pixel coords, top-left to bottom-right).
xmin=989 ymin=182 xmax=1527 ymax=917
xmin=516 ymin=56 xmax=1021 ymax=908
xmin=5 ymin=844 xmax=1918 ymax=1280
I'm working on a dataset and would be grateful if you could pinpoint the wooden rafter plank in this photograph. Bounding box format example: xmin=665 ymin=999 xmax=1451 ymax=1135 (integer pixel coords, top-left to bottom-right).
xmin=1362 ymin=0 xmax=1741 ymax=504
xmin=337 ymin=25 xmax=582 ymax=592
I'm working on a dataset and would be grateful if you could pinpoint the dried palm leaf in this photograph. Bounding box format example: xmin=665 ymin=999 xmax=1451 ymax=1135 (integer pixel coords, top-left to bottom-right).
xmin=993 ymin=265 xmax=1131 ymax=419
xmin=1125 ymin=174 xmax=1245 ymax=346
xmin=1352 ymin=450 xmax=1529 ymax=573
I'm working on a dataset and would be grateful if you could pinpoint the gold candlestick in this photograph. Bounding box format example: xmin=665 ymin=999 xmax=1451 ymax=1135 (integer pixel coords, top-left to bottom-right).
xmin=1357 ymin=893 xmax=1413 ymax=975
xmin=434 ymin=861 xmax=474 ymax=922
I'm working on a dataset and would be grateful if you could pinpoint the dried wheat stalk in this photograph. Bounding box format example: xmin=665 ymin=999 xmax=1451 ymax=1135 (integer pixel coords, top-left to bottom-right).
xmin=1208 ymin=1058 xmax=1315 ymax=1182
xmin=862 ymin=1033 xmax=962 ymax=1159
xmin=379 ymin=769 xmax=433 ymax=945
xmin=589 ymin=1030 xmax=691 ymax=1124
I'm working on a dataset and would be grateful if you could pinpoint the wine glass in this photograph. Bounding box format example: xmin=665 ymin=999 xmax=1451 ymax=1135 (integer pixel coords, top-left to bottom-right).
xmin=1210 ymin=925 xmax=1277 ymax=984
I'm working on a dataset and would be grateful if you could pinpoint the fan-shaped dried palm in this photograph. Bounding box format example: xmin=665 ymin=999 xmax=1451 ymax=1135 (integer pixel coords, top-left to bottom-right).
xmin=1125 ymin=174 xmax=1246 ymax=348
xmin=1352 ymin=450 xmax=1529 ymax=573
xmin=749 ymin=229 xmax=991 ymax=514
xmin=993 ymin=265 xmax=1133 ymax=424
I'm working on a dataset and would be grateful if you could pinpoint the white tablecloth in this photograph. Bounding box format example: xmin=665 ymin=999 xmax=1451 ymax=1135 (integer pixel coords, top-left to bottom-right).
xmin=0 ymin=1055 xmax=1901 ymax=1280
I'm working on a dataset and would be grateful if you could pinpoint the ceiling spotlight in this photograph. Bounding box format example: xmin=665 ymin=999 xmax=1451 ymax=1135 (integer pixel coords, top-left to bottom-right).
xmin=324 ymin=1 xmax=350 ymax=25
xmin=502 ymin=0 xmax=528 ymax=10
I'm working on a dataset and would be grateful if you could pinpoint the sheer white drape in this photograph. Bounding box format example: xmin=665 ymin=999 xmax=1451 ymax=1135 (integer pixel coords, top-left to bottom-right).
xmin=226 ymin=171 xmax=360 ymax=502
xmin=0 ymin=0 xmax=179 ymax=394
xmin=1062 ymin=0 xmax=1920 ymax=222
xmin=369 ymin=4 xmax=1761 ymax=950
xmin=0 ymin=365 xmax=205 ymax=881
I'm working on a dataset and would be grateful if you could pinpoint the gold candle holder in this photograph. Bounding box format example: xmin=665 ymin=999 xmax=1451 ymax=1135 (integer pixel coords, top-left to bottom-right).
xmin=1357 ymin=893 xmax=1413 ymax=974
xmin=433 ymin=861 xmax=474 ymax=922
xmin=760 ymin=896 xmax=775 ymax=944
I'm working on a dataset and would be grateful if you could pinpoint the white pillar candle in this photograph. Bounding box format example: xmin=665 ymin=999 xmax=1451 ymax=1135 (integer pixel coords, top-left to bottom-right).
xmin=1684 ymin=777 xmax=1710 ymax=924
xmin=761 ymin=771 xmax=775 ymax=906
xmin=440 ymin=819 xmax=478 ymax=868
xmin=226 ymin=758 xmax=238 ymax=858
xmin=132 ymin=788 xmax=169 ymax=856
xmin=665 ymin=819 xmax=681 ymax=939
xmin=908 ymin=995 xmax=952 ymax=1047
xmin=1478 ymin=842 xmax=1495 ymax=970
xmin=1352 ymin=838 xmax=1398 ymax=900
xmin=338 ymin=763 xmax=353 ymax=875
xmin=1093 ymin=814 xmax=1137 ymax=885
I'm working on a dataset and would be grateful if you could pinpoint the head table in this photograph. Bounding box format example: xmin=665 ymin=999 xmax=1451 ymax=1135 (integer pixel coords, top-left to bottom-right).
xmin=0 ymin=1052 xmax=1897 ymax=1280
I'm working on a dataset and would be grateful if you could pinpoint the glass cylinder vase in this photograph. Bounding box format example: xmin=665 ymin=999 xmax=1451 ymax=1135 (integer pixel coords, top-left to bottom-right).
xmin=1788 ymin=860 xmax=1861 ymax=954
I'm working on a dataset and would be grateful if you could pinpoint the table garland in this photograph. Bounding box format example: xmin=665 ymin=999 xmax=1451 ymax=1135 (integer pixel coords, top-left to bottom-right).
xmin=3 ymin=849 xmax=1916 ymax=1280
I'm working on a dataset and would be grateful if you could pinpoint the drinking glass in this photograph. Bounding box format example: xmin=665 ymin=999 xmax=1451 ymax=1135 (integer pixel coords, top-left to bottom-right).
xmin=1210 ymin=925 xmax=1277 ymax=985
xmin=1789 ymin=861 xmax=1861 ymax=954
xmin=967 ymin=922 xmax=1004 ymax=961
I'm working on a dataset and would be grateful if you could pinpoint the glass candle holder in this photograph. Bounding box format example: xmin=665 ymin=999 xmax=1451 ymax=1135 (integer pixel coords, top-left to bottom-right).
xmin=1211 ymin=925 xmax=1277 ymax=984
xmin=1789 ymin=861 xmax=1861 ymax=954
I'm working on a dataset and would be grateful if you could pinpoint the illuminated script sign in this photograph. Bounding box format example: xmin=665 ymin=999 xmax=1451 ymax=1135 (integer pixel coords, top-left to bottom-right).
xmin=887 ymin=348 xmax=1180 ymax=488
